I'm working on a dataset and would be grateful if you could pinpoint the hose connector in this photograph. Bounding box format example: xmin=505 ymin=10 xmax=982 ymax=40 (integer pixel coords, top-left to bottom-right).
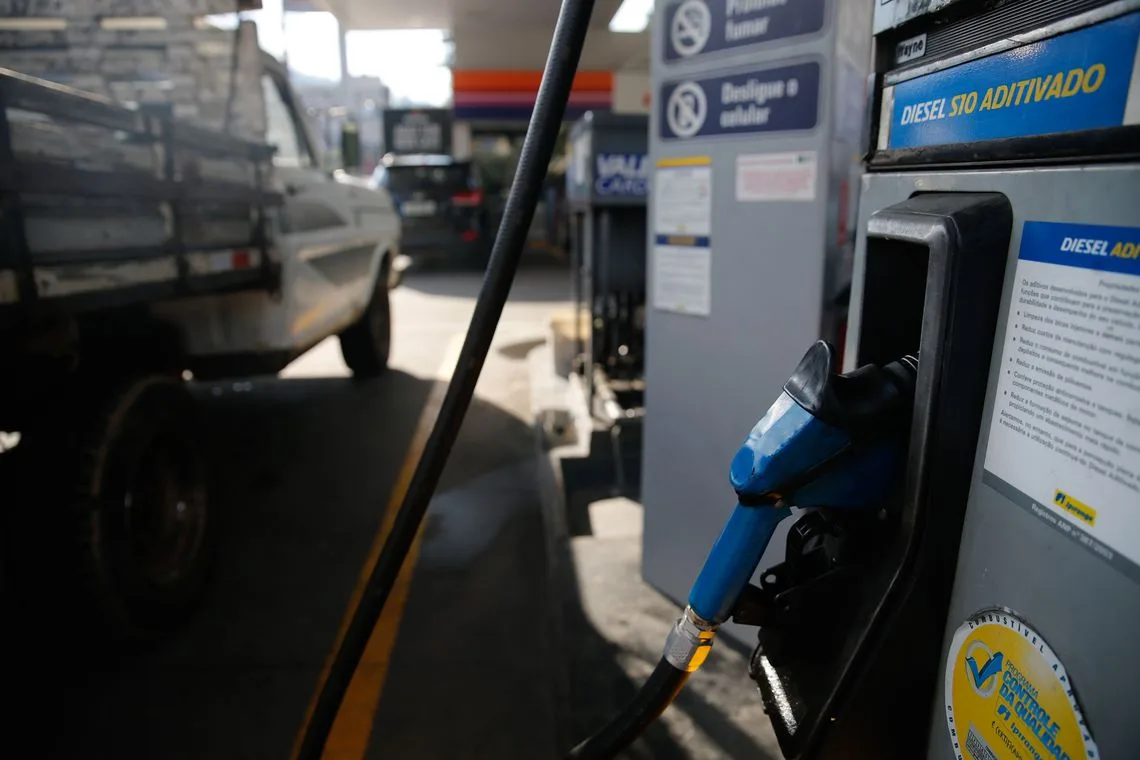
xmin=662 ymin=606 xmax=718 ymax=673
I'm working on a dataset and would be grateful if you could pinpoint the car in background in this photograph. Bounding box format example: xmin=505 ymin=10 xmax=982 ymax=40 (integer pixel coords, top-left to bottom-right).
xmin=370 ymin=153 xmax=492 ymax=269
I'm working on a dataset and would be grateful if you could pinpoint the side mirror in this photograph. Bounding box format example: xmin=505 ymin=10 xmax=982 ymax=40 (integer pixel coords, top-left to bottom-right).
xmin=341 ymin=120 xmax=361 ymax=172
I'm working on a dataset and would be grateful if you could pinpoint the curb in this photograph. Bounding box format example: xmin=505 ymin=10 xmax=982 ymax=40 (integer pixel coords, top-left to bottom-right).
xmin=529 ymin=339 xmax=576 ymax=756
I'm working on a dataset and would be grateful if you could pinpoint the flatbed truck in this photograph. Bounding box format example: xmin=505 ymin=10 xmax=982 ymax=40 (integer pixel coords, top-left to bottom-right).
xmin=0 ymin=36 xmax=401 ymax=641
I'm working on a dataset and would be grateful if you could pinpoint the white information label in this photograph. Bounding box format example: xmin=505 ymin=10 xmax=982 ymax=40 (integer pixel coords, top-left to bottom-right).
xmin=983 ymin=221 xmax=1140 ymax=573
xmin=654 ymin=161 xmax=711 ymax=236
xmin=653 ymin=245 xmax=711 ymax=317
xmin=573 ymin=133 xmax=590 ymax=187
xmin=735 ymin=151 xmax=817 ymax=202
xmin=653 ymin=159 xmax=713 ymax=317
xmin=873 ymin=0 xmax=961 ymax=34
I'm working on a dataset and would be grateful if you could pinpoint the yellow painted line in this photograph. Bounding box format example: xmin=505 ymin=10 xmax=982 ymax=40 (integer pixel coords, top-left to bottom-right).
xmin=657 ymin=155 xmax=711 ymax=167
xmin=291 ymin=334 xmax=466 ymax=760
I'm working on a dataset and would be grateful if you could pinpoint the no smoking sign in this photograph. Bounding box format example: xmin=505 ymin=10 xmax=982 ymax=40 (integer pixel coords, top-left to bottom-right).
xmin=671 ymin=0 xmax=712 ymax=57
xmin=659 ymin=61 xmax=820 ymax=140
xmin=662 ymin=0 xmax=826 ymax=62
xmin=667 ymin=82 xmax=708 ymax=138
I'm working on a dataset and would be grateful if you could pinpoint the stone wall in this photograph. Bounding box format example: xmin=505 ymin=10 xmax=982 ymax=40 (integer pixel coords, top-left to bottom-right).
xmin=0 ymin=3 xmax=272 ymax=255
xmin=0 ymin=4 xmax=267 ymax=141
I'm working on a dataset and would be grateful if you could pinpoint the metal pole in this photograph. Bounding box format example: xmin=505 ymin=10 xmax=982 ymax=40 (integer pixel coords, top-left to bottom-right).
xmin=338 ymin=16 xmax=352 ymax=118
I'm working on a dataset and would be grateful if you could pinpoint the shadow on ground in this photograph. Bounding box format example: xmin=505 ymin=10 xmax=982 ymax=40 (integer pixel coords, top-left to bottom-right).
xmin=0 ymin=361 xmax=774 ymax=758
xmin=0 ymin=368 xmax=535 ymax=759
xmin=549 ymin=489 xmax=781 ymax=760
xmin=401 ymin=255 xmax=571 ymax=303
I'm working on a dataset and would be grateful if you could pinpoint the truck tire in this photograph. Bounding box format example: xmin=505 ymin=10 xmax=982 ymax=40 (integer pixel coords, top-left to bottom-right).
xmin=73 ymin=375 xmax=213 ymax=641
xmin=339 ymin=278 xmax=391 ymax=378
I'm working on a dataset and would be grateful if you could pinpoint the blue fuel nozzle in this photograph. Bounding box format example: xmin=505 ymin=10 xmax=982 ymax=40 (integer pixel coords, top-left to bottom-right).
xmin=687 ymin=341 xmax=917 ymax=625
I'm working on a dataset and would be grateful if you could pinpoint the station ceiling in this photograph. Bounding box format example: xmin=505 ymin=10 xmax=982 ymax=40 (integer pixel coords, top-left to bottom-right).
xmin=308 ymin=0 xmax=650 ymax=71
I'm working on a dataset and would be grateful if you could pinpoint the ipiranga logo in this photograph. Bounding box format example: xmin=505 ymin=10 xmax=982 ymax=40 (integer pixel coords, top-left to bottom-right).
xmin=1054 ymin=489 xmax=1097 ymax=526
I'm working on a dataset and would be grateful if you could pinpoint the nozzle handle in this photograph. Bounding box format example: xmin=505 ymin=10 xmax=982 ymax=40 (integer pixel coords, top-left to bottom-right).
xmin=687 ymin=503 xmax=792 ymax=624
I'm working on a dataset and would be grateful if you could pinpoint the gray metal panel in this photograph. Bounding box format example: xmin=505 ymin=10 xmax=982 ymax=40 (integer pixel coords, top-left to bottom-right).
xmin=846 ymin=164 xmax=1140 ymax=760
xmin=642 ymin=0 xmax=873 ymax=647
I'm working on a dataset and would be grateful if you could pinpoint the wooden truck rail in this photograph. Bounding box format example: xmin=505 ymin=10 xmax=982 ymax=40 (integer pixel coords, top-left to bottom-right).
xmin=0 ymin=67 xmax=282 ymax=318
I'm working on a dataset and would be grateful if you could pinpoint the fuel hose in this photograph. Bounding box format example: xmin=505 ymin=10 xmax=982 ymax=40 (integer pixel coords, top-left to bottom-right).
xmin=566 ymin=608 xmax=716 ymax=759
xmin=293 ymin=1 xmax=597 ymax=758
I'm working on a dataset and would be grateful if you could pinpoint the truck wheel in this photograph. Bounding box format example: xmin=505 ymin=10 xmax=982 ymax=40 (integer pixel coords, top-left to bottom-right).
xmin=339 ymin=279 xmax=391 ymax=378
xmin=73 ymin=375 xmax=213 ymax=641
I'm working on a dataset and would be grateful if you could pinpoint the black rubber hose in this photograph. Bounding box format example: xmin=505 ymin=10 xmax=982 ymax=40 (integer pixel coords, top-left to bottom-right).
xmin=293 ymin=1 xmax=596 ymax=758
xmin=565 ymin=658 xmax=690 ymax=759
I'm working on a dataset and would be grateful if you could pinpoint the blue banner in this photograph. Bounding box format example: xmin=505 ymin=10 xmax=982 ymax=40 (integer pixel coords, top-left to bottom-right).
xmin=659 ymin=61 xmax=819 ymax=140
xmin=662 ymin=0 xmax=826 ymax=62
xmin=885 ymin=12 xmax=1140 ymax=150
xmin=1020 ymin=221 xmax=1140 ymax=277
xmin=594 ymin=153 xmax=649 ymax=197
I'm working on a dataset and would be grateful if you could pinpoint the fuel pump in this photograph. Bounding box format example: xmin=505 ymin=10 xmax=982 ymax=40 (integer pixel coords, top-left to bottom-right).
xmin=577 ymin=1 xmax=1140 ymax=758
xmin=854 ymin=2 xmax=1140 ymax=758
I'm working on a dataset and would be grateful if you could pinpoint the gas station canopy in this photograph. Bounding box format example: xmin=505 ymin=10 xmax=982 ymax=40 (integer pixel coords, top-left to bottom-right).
xmin=299 ymin=0 xmax=649 ymax=71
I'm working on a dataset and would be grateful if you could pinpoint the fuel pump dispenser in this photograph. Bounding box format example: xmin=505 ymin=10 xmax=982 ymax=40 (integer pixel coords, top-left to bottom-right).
xmin=575 ymin=1 xmax=1140 ymax=758
xmin=565 ymin=112 xmax=649 ymax=418
xmin=858 ymin=2 xmax=1140 ymax=758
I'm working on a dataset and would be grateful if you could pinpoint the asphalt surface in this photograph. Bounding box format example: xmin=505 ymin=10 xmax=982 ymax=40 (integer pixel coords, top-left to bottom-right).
xmin=2 ymin=263 xmax=570 ymax=759
xmin=2 ymin=260 xmax=780 ymax=759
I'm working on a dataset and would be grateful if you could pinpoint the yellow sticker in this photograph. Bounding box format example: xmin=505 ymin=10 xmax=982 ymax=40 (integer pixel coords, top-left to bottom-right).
xmin=945 ymin=609 xmax=1098 ymax=760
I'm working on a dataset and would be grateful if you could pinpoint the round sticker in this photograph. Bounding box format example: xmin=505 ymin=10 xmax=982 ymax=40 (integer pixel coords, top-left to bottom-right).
xmin=945 ymin=608 xmax=1098 ymax=760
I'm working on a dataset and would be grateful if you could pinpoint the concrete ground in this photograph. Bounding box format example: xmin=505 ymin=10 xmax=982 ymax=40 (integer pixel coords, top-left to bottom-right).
xmin=560 ymin=498 xmax=782 ymax=760
xmin=3 ymin=261 xmax=779 ymax=759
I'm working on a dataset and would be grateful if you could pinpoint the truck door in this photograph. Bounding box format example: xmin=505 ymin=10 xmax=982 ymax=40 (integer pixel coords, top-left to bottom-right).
xmin=261 ymin=65 xmax=397 ymax=351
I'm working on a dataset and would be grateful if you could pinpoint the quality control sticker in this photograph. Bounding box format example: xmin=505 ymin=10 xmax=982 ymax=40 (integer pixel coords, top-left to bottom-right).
xmin=945 ymin=609 xmax=1098 ymax=760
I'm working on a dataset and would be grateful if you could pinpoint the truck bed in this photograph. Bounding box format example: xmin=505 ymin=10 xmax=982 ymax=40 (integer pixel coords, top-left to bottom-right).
xmin=0 ymin=67 xmax=282 ymax=318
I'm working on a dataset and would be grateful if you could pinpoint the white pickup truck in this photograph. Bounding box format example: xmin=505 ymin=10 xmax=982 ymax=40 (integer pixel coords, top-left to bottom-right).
xmin=0 ymin=19 xmax=400 ymax=640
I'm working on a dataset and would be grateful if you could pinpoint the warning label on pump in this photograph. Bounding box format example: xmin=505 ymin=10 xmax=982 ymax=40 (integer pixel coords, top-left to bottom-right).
xmin=735 ymin=151 xmax=816 ymax=201
xmin=944 ymin=609 xmax=1099 ymax=760
xmin=653 ymin=157 xmax=712 ymax=317
xmin=659 ymin=61 xmax=820 ymax=141
xmin=662 ymin=0 xmax=826 ymax=62
xmin=983 ymin=221 xmax=1140 ymax=582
